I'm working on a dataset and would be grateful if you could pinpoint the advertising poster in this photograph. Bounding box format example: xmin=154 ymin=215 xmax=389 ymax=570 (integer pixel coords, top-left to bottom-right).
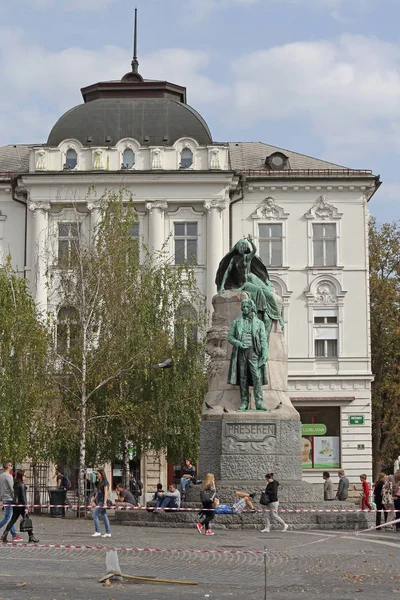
xmin=313 ymin=436 xmax=340 ymax=468
xmin=302 ymin=437 xmax=313 ymax=469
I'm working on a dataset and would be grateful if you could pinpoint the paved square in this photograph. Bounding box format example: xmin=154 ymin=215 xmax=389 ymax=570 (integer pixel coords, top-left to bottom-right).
xmin=0 ymin=516 xmax=399 ymax=599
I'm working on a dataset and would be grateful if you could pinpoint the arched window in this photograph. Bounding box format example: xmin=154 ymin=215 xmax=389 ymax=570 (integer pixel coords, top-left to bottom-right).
xmin=57 ymin=307 xmax=79 ymax=355
xmin=122 ymin=148 xmax=135 ymax=169
xmin=175 ymin=304 xmax=198 ymax=348
xmin=180 ymin=148 xmax=193 ymax=169
xmin=65 ymin=149 xmax=77 ymax=170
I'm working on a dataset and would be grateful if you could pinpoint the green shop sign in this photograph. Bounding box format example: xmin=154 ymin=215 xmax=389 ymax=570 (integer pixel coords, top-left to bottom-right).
xmin=301 ymin=424 xmax=327 ymax=436
xmin=348 ymin=415 xmax=365 ymax=425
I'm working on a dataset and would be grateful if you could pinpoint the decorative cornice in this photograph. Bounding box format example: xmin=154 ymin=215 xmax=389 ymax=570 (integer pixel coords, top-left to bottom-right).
xmin=305 ymin=195 xmax=342 ymax=220
xmin=28 ymin=201 xmax=51 ymax=212
xmin=145 ymin=201 xmax=168 ymax=214
xmin=251 ymin=196 xmax=289 ymax=220
xmin=203 ymin=198 xmax=226 ymax=214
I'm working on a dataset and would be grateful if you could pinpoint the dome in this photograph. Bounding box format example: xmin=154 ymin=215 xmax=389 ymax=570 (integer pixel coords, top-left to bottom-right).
xmin=47 ymin=98 xmax=213 ymax=148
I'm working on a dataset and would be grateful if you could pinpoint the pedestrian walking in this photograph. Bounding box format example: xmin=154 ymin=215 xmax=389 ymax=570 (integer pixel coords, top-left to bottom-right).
xmin=322 ymin=472 xmax=334 ymax=501
xmin=260 ymin=473 xmax=288 ymax=533
xmin=55 ymin=468 xmax=70 ymax=518
xmin=1 ymin=470 xmax=39 ymax=543
xmin=374 ymin=472 xmax=387 ymax=528
xmin=360 ymin=474 xmax=372 ymax=511
xmin=0 ymin=460 xmax=23 ymax=542
xmin=393 ymin=471 xmax=400 ymax=533
xmin=91 ymin=468 xmax=111 ymax=538
xmin=197 ymin=473 xmax=217 ymax=536
xmin=336 ymin=470 xmax=349 ymax=501
xmin=382 ymin=474 xmax=395 ymax=529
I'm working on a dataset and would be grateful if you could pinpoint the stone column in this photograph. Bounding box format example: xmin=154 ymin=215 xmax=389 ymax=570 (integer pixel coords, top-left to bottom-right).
xmin=204 ymin=198 xmax=226 ymax=313
xmin=87 ymin=199 xmax=101 ymax=239
xmin=29 ymin=201 xmax=50 ymax=315
xmin=145 ymin=201 xmax=168 ymax=252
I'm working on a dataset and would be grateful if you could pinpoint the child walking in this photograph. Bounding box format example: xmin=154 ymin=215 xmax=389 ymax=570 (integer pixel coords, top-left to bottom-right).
xmin=360 ymin=474 xmax=372 ymax=511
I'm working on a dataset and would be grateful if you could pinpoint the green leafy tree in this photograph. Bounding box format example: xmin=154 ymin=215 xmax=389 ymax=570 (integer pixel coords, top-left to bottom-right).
xmin=369 ymin=218 xmax=400 ymax=479
xmin=0 ymin=258 xmax=54 ymax=464
xmin=50 ymin=190 xmax=207 ymax=500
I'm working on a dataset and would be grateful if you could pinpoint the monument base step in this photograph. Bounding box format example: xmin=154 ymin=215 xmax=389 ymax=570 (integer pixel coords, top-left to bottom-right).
xmin=114 ymin=501 xmax=374 ymax=531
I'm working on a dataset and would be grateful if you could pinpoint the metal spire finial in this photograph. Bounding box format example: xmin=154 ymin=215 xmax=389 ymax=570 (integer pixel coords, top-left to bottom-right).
xmin=131 ymin=8 xmax=139 ymax=74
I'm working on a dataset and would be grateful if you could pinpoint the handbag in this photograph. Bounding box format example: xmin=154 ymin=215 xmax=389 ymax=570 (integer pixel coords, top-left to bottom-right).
xmin=20 ymin=514 xmax=33 ymax=532
xmin=259 ymin=491 xmax=270 ymax=506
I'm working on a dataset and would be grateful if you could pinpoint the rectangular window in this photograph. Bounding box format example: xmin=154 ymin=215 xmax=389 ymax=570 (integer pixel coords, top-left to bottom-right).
xmin=314 ymin=316 xmax=337 ymax=324
xmin=130 ymin=223 xmax=140 ymax=243
xmin=258 ymin=223 xmax=282 ymax=267
xmin=313 ymin=223 xmax=337 ymax=267
xmin=315 ymin=339 xmax=338 ymax=357
xmin=58 ymin=222 xmax=80 ymax=266
xmin=174 ymin=222 xmax=198 ymax=265
xmin=298 ymin=407 xmax=341 ymax=470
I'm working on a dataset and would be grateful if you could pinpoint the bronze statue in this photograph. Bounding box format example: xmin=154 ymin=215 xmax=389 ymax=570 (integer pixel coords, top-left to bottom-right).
xmin=215 ymin=235 xmax=283 ymax=360
xmin=227 ymin=298 xmax=269 ymax=411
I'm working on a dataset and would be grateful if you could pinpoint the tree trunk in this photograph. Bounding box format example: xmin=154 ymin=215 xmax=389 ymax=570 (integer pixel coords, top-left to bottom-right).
xmin=123 ymin=439 xmax=130 ymax=489
xmin=32 ymin=462 xmax=41 ymax=516
xmin=78 ymin=390 xmax=87 ymax=518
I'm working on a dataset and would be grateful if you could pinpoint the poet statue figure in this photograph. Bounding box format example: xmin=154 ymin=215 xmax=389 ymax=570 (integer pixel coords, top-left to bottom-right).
xmin=215 ymin=235 xmax=284 ymax=361
xmin=227 ymin=298 xmax=269 ymax=411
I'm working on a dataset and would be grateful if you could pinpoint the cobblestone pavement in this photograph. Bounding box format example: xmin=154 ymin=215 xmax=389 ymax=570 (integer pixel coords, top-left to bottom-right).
xmin=0 ymin=516 xmax=400 ymax=599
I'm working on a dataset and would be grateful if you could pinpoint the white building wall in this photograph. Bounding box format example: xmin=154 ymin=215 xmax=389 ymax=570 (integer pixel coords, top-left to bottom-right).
xmin=2 ymin=149 xmax=375 ymax=490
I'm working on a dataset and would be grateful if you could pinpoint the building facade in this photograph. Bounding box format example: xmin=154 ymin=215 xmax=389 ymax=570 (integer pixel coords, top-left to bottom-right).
xmin=0 ymin=53 xmax=379 ymax=492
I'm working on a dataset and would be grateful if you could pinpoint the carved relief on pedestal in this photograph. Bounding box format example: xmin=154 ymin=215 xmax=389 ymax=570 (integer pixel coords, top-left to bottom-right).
xmin=222 ymin=422 xmax=277 ymax=453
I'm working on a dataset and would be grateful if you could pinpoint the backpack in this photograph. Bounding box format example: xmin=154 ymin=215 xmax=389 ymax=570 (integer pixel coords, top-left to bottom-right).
xmin=62 ymin=476 xmax=71 ymax=489
xmin=215 ymin=504 xmax=233 ymax=514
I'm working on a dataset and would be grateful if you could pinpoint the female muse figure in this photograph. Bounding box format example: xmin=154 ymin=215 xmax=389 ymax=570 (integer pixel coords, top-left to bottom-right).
xmin=215 ymin=235 xmax=284 ymax=359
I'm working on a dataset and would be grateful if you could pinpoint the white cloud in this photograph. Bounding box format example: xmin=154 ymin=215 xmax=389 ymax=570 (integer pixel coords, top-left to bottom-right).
xmin=28 ymin=0 xmax=117 ymax=9
xmin=186 ymin=0 xmax=374 ymax=20
xmin=228 ymin=34 xmax=400 ymax=163
xmin=0 ymin=29 xmax=228 ymax=144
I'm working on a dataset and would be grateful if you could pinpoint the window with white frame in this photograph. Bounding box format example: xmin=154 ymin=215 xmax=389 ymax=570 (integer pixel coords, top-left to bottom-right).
xmin=175 ymin=304 xmax=198 ymax=349
xmin=258 ymin=223 xmax=283 ymax=267
xmin=57 ymin=306 xmax=79 ymax=355
xmin=58 ymin=222 xmax=80 ymax=266
xmin=180 ymin=148 xmax=193 ymax=169
xmin=65 ymin=149 xmax=77 ymax=170
xmin=174 ymin=222 xmax=198 ymax=265
xmin=314 ymin=312 xmax=338 ymax=358
xmin=313 ymin=223 xmax=337 ymax=267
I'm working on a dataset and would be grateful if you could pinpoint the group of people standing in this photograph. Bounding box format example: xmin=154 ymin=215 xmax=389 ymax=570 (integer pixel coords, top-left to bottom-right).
xmin=0 ymin=461 xmax=39 ymax=543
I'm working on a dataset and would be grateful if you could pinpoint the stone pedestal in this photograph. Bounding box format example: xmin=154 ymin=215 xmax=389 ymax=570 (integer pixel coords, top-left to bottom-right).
xmin=199 ymin=290 xmax=303 ymax=483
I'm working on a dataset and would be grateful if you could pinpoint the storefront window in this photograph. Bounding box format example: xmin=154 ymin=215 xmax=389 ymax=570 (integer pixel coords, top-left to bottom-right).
xmin=298 ymin=407 xmax=341 ymax=469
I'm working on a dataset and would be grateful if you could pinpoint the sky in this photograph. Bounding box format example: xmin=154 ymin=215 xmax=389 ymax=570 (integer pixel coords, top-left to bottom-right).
xmin=0 ymin=0 xmax=399 ymax=223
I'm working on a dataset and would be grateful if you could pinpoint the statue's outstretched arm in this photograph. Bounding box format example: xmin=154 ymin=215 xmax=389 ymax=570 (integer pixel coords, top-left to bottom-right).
xmin=218 ymin=258 xmax=233 ymax=292
xmin=246 ymin=235 xmax=257 ymax=261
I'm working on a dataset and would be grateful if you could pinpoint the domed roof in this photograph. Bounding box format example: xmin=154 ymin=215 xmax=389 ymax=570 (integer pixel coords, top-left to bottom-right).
xmin=47 ymin=97 xmax=213 ymax=148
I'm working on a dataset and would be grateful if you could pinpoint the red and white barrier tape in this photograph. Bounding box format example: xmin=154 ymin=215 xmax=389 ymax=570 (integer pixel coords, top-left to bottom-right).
xmin=1 ymin=519 xmax=400 ymax=556
xmin=0 ymin=503 xmax=397 ymax=513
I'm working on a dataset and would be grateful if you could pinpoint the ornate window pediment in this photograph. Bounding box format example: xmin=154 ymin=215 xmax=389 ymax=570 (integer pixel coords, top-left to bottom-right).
xmin=251 ymin=197 xmax=289 ymax=220
xmin=305 ymin=195 xmax=342 ymax=220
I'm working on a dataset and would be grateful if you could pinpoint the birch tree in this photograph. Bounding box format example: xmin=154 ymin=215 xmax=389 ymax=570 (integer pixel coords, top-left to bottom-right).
xmin=50 ymin=190 xmax=207 ymax=501
xmin=0 ymin=258 xmax=53 ymax=464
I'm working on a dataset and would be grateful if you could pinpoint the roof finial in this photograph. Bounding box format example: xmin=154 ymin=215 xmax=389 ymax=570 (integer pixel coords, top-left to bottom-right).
xmin=131 ymin=8 xmax=139 ymax=74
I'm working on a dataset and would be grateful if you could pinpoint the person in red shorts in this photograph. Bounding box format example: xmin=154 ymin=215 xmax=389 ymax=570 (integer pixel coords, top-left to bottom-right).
xmin=360 ymin=474 xmax=372 ymax=510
